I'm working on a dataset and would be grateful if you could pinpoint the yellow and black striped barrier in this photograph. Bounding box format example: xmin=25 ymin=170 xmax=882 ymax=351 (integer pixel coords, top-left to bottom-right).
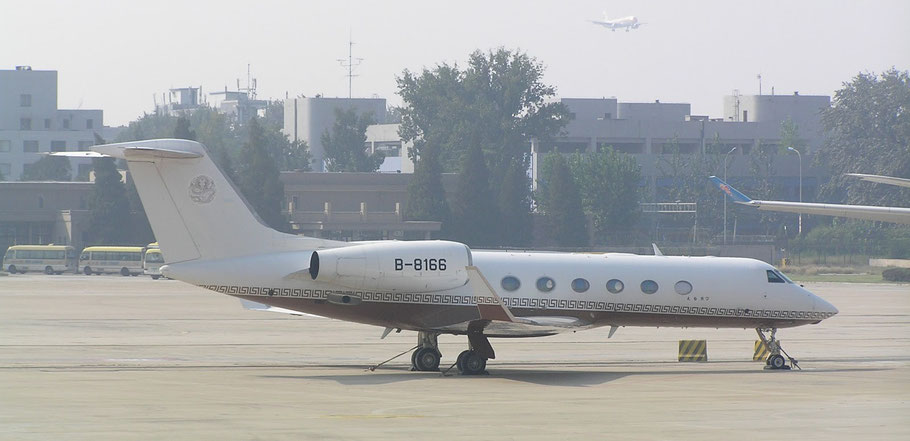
xmin=678 ymin=340 xmax=707 ymax=362
xmin=753 ymin=340 xmax=779 ymax=361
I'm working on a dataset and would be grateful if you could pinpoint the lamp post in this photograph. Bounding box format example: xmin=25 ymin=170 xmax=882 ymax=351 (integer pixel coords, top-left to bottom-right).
xmin=723 ymin=146 xmax=737 ymax=245
xmin=788 ymin=146 xmax=803 ymax=234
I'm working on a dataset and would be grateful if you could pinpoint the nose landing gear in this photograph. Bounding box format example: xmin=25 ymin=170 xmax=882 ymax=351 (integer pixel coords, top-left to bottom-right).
xmin=410 ymin=331 xmax=441 ymax=371
xmin=756 ymin=328 xmax=801 ymax=370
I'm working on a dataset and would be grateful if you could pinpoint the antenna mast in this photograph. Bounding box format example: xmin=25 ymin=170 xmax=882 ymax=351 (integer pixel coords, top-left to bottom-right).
xmin=337 ymin=32 xmax=363 ymax=99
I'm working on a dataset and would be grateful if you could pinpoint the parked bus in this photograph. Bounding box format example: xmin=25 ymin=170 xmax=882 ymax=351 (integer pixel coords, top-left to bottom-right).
xmin=143 ymin=242 xmax=165 ymax=279
xmin=80 ymin=246 xmax=145 ymax=276
xmin=3 ymin=245 xmax=77 ymax=274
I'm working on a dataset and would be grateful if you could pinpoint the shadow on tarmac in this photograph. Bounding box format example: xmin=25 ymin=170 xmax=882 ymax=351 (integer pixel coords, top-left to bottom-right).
xmin=261 ymin=365 xmax=891 ymax=387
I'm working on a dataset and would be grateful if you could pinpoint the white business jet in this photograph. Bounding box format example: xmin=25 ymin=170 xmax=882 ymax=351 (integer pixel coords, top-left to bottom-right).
xmin=591 ymin=12 xmax=644 ymax=32
xmin=58 ymin=140 xmax=837 ymax=374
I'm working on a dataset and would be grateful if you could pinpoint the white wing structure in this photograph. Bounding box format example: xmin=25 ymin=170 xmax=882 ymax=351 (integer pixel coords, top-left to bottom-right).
xmin=710 ymin=176 xmax=910 ymax=224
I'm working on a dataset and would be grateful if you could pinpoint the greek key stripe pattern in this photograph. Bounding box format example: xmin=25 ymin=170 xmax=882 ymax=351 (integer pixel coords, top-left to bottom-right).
xmin=199 ymin=284 xmax=836 ymax=321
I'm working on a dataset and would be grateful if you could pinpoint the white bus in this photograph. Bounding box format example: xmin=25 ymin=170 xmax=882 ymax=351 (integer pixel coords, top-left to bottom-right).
xmin=143 ymin=243 xmax=165 ymax=279
xmin=80 ymin=246 xmax=145 ymax=276
xmin=3 ymin=245 xmax=77 ymax=274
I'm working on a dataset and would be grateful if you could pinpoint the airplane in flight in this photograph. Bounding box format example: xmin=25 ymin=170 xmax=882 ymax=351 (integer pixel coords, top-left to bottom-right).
xmin=591 ymin=12 xmax=645 ymax=32
xmin=55 ymin=140 xmax=838 ymax=374
xmin=710 ymin=175 xmax=910 ymax=224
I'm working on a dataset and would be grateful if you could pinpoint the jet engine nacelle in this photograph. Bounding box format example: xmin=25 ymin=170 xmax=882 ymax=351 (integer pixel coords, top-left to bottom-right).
xmin=309 ymin=240 xmax=472 ymax=293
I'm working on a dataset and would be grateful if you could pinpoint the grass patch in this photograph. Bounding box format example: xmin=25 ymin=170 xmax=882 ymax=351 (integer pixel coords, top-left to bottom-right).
xmin=782 ymin=264 xmax=901 ymax=283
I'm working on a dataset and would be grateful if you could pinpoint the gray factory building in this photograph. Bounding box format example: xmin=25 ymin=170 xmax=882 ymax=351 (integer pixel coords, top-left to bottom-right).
xmin=532 ymin=94 xmax=830 ymax=198
xmin=0 ymin=66 xmax=103 ymax=181
xmin=283 ymin=97 xmax=388 ymax=171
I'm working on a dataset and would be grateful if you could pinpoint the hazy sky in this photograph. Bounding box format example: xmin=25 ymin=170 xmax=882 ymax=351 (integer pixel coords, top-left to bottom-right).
xmin=3 ymin=0 xmax=909 ymax=126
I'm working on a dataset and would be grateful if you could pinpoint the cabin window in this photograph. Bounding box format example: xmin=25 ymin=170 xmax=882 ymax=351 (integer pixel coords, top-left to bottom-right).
xmin=501 ymin=276 xmax=521 ymax=292
xmin=536 ymin=277 xmax=555 ymax=292
xmin=640 ymin=280 xmax=659 ymax=294
xmin=571 ymin=278 xmax=590 ymax=293
xmin=674 ymin=281 xmax=693 ymax=295
xmin=606 ymin=279 xmax=624 ymax=294
xmin=766 ymin=270 xmax=785 ymax=283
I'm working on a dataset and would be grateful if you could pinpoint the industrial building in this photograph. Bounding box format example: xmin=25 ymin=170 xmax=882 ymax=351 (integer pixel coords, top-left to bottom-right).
xmin=0 ymin=66 xmax=103 ymax=181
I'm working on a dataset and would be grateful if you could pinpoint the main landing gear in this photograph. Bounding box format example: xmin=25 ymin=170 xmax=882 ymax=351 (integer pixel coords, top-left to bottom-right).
xmin=369 ymin=330 xmax=494 ymax=376
xmin=407 ymin=331 xmax=493 ymax=375
xmin=416 ymin=330 xmax=493 ymax=376
xmin=756 ymin=328 xmax=800 ymax=370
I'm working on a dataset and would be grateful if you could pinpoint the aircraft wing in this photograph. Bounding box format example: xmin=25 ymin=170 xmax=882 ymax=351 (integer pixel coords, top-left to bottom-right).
xmin=847 ymin=173 xmax=910 ymax=188
xmin=709 ymin=176 xmax=910 ymax=224
xmin=239 ymin=299 xmax=323 ymax=318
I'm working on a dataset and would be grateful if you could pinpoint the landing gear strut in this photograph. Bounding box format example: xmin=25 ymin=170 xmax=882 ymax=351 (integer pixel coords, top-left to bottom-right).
xmin=756 ymin=328 xmax=800 ymax=370
xmin=410 ymin=331 xmax=441 ymax=371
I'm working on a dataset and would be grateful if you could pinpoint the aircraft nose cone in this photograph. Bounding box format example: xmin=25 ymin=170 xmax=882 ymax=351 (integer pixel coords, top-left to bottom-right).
xmin=815 ymin=295 xmax=839 ymax=316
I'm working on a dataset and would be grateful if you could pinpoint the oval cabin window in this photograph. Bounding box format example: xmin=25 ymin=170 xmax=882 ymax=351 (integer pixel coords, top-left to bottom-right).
xmin=640 ymin=280 xmax=659 ymax=294
xmin=501 ymin=276 xmax=521 ymax=292
xmin=536 ymin=277 xmax=556 ymax=292
xmin=674 ymin=281 xmax=693 ymax=295
xmin=571 ymin=278 xmax=590 ymax=293
xmin=607 ymin=279 xmax=624 ymax=294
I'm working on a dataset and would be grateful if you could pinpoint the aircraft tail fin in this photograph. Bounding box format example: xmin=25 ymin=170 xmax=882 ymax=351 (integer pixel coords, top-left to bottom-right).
xmin=709 ymin=176 xmax=753 ymax=204
xmin=90 ymin=139 xmax=330 ymax=263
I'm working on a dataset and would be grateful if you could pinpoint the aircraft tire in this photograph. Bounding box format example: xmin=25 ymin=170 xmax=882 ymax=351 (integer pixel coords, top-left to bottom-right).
xmin=413 ymin=348 xmax=441 ymax=371
xmin=768 ymin=354 xmax=786 ymax=369
xmin=456 ymin=350 xmax=469 ymax=373
xmin=458 ymin=351 xmax=487 ymax=375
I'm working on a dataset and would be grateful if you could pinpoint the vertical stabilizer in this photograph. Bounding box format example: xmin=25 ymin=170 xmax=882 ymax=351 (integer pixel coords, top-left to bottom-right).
xmin=93 ymin=139 xmax=332 ymax=263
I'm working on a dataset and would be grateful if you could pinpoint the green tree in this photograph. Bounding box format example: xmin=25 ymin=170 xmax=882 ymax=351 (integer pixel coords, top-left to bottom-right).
xmin=86 ymin=157 xmax=132 ymax=244
xmin=450 ymin=145 xmax=500 ymax=246
xmin=779 ymin=118 xmax=806 ymax=154
xmin=568 ymin=148 xmax=641 ymax=242
xmin=817 ymin=68 xmax=910 ymax=207
xmin=653 ymin=137 xmax=726 ymax=240
xmin=536 ymin=153 xmax=587 ymax=247
xmin=20 ymin=156 xmax=71 ymax=181
xmin=321 ymin=108 xmax=383 ymax=172
xmin=745 ymin=140 xmax=787 ymax=235
xmin=405 ymin=147 xmax=450 ymax=227
xmin=397 ymin=47 xmax=570 ymax=174
xmin=236 ymin=117 xmax=287 ymax=231
xmin=498 ymin=157 xmax=533 ymax=247
xmin=174 ymin=115 xmax=196 ymax=140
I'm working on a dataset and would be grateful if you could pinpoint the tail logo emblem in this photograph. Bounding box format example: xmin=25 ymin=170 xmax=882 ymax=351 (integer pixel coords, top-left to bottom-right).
xmin=189 ymin=175 xmax=216 ymax=204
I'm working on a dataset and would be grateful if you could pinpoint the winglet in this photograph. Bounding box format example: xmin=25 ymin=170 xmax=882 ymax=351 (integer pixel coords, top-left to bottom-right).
xmin=708 ymin=176 xmax=753 ymax=204
xmin=466 ymin=266 xmax=515 ymax=322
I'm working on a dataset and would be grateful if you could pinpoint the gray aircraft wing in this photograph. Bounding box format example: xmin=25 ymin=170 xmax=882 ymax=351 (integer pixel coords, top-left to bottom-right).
xmin=709 ymin=176 xmax=910 ymax=224
xmin=846 ymin=173 xmax=910 ymax=188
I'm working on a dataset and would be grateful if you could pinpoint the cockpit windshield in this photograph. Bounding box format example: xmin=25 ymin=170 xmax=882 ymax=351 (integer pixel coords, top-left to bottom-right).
xmin=766 ymin=269 xmax=793 ymax=284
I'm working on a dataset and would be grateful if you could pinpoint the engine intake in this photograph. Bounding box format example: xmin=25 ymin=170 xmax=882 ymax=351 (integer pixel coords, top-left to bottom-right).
xmin=308 ymin=240 xmax=472 ymax=293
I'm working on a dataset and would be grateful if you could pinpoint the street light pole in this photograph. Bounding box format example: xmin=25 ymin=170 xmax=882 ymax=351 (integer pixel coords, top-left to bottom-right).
xmin=723 ymin=146 xmax=737 ymax=245
xmin=788 ymin=146 xmax=803 ymax=234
